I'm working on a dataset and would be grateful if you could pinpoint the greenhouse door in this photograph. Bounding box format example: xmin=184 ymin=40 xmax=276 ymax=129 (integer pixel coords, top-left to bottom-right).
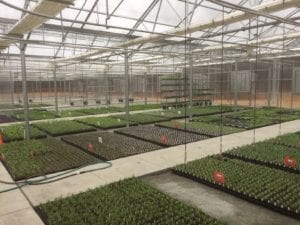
xmin=293 ymin=68 xmax=300 ymax=93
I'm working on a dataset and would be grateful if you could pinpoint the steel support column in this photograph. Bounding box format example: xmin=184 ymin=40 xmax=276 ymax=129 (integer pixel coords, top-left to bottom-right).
xmin=267 ymin=65 xmax=272 ymax=107
xmin=144 ymin=71 xmax=148 ymax=105
xmin=9 ymin=72 xmax=14 ymax=108
xmin=124 ymin=49 xmax=130 ymax=127
xmin=189 ymin=56 xmax=193 ymax=120
xmin=20 ymin=43 xmax=30 ymax=140
xmin=53 ymin=65 xmax=59 ymax=115
xmin=234 ymin=62 xmax=238 ymax=112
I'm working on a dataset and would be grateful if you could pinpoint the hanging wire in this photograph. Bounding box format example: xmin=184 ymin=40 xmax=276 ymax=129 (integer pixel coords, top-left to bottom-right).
xmin=252 ymin=16 xmax=259 ymax=146
xmin=219 ymin=6 xmax=225 ymax=156
xmin=184 ymin=0 xmax=188 ymax=163
xmin=278 ymin=23 xmax=286 ymax=136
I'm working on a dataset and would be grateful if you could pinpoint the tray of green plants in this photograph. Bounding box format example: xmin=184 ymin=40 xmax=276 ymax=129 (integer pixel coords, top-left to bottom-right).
xmin=0 ymin=124 xmax=46 ymax=142
xmin=0 ymin=139 xmax=99 ymax=180
xmin=58 ymin=109 xmax=88 ymax=118
xmin=271 ymin=133 xmax=300 ymax=149
xmin=114 ymin=113 xmax=170 ymax=124
xmin=188 ymin=105 xmax=236 ymax=116
xmin=173 ymin=156 xmax=300 ymax=219
xmin=62 ymin=132 xmax=161 ymax=160
xmin=76 ymin=116 xmax=136 ymax=129
xmin=145 ymin=109 xmax=186 ymax=119
xmin=223 ymin=142 xmax=300 ymax=173
xmin=129 ymin=103 xmax=161 ymax=111
xmin=78 ymin=106 xmax=124 ymax=115
xmin=225 ymin=107 xmax=300 ymax=124
xmin=11 ymin=109 xmax=57 ymax=121
xmin=258 ymin=107 xmax=300 ymax=119
xmin=146 ymin=105 xmax=236 ymax=120
xmin=36 ymin=178 xmax=227 ymax=225
xmin=193 ymin=113 xmax=278 ymax=129
xmin=156 ymin=120 xmax=245 ymax=137
xmin=115 ymin=125 xmax=209 ymax=147
xmin=33 ymin=120 xmax=96 ymax=136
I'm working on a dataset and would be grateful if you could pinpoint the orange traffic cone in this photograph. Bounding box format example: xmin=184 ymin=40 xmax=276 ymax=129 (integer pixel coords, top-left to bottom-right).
xmin=0 ymin=134 xmax=3 ymax=145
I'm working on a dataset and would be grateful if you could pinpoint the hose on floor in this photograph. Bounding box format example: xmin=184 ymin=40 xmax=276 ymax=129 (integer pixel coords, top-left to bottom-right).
xmin=0 ymin=160 xmax=112 ymax=193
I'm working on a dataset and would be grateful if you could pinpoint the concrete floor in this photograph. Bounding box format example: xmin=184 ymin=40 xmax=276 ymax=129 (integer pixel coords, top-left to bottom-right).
xmin=143 ymin=172 xmax=300 ymax=225
xmin=0 ymin=119 xmax=299 ymax=225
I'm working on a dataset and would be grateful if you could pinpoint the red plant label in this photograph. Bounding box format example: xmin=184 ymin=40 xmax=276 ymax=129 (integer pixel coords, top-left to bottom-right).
xmin=160 ymin=135 xmax=168 ymax=145
xmin=174 ymin=122 xmax=180 ymax=129
xmin=283 ymin=156 xmax=297 ymax=168
xmin=213 ymin=171 xmax=225 ymax=184
xmin=0 ymin=134 xmax=3 ymax=145
xmin=87 ymin=143 xmax=95 ymax=152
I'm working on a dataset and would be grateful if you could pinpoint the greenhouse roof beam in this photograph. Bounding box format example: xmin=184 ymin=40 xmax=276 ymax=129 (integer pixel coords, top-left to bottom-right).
xmin=206 ymin=0 xmax=300 ymax=27
xmin=106 ymin=0 xmax=125 ymax=22
xmin=53 ymin=0 xmax=299 ymax=63
xmin=0 ymin=0 xmax=74 ymax=51
xmin=192 ymin=31 xmax=300 ymax=54
xmin=54 ymin=0 xmax=88 ymax=57
xmin=127 ymin=0 xmax=160 ymax=36
xmin=103 ymin=31 xmax=300 ymax=66
xmin=80 ymin=0 xmax=99 ymax=29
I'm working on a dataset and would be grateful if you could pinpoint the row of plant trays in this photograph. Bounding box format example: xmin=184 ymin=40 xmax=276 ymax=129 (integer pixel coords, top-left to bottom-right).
xmin=33 ymin=120 xmax=96 ymax=137
xmin=156 ymin=121 xmax=245 ymax=137
xmin=271 ymin=133 xmax=300 ymax=149
xmin=223 ymin=152 xmax=300 ymax=174
xmin=173 ymin=156 xmax=300 ymax=219
xmin=195 ymin=114 xmax=281 ymax=130
xmin=36 ymin=178 xmax=227 ymax=225
xmin=115 ymin=125 xmax=209 ymax=147
xmin=9 ymin=104 xmax=162 ymax=122
xmin=113 ymin=113 xmax=170 ymax=125
xmin=0 ymin=124 xmax=47 ymax=143
xmin=61 ymin=132 xmax=161 ymax=161
xmin=75 ymin=116 xmax=136 ymax=130
xmin=156 ymin=123 xmax=217 ymax=137
xmin=11 ymin=109 xmax=58 ymax=121
xmin=0 ymin=139 xmax=99 ymax=180
xmin=222 ymin=141 xmax=299 ymax=174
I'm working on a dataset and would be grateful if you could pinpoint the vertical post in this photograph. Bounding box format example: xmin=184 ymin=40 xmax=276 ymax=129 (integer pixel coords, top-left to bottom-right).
xmin=104 ymin=68 xmax=108 ymax=105
xmin=48 ymin=76 xmax=51 ymax=99
xmin=64 ymin=78 xmax=67 ymax=104
xmin=107 ymin=67 xmax=111 ymax=105
xmin=53 ymin=65 xmax=59 ymax=115
xmin=97 ymin=74 xmax=101 ymax=102
xmin=267 ymin=65 xmax=272 ymax=107
xmin=9 ymin=72 xmax=14 ymax=108
xmin=249 ymin=63 xmax=252 ymax=106
xmin=144 ymin=71 xmax=148 ymax=105
xmin=68 ymin=79 xmax=71 ymax=103
xmin=189 ymin=56 xmax=193 ymax=121
xmin=271 ymin=61 xmax=278 ymax=106
xmin=39 ymin=75 xmax=42 ymax=103
xmin=20 ymin=43 xmax=30 ymax=140
xmin=85 ymin=75 xmax=88 ymax=104
xmin=234 ymin=62 xmax=238 ymax=112
xmin=290 ymin=64 xmax=294 ymax=110
xmin=124 ymin=49 xmax=130 ymax=127
xmin=35 ymin=79 xmax=38 ymax=102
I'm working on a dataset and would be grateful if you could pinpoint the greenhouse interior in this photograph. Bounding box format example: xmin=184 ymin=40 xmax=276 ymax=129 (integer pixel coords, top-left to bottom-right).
xmin=0 ymin=0 xmax=300 ymax=224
